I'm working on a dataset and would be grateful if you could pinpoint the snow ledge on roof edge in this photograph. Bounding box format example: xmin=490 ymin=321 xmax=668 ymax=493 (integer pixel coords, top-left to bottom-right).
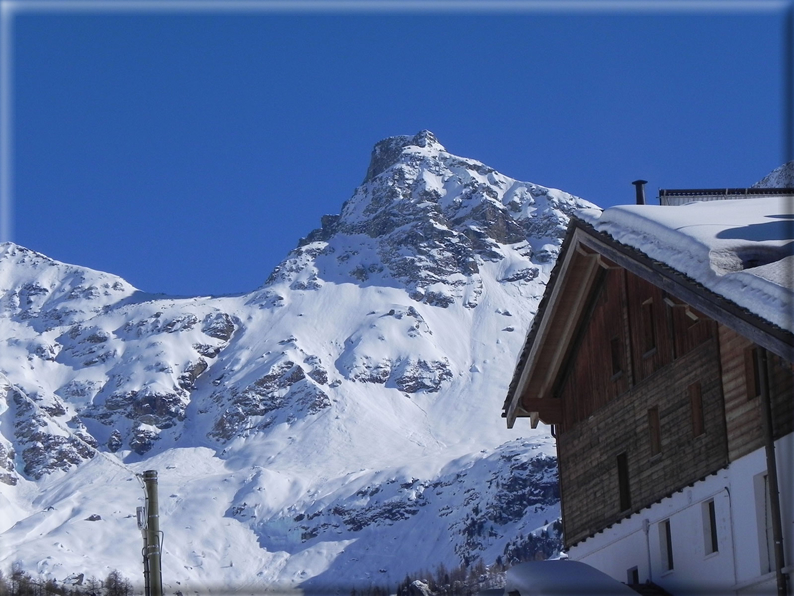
xmin=579 ymin=197 xmax=793 ymax=334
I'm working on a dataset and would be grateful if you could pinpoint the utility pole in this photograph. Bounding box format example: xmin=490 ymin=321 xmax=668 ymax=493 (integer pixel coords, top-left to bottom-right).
xmin=757 ymin=349 xmax=788 ymax=596
xmin=138 ymin=470 xmax=163 ymax=596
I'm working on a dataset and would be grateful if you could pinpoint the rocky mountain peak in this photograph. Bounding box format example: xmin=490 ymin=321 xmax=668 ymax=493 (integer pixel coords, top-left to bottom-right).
xmin=363 ymin=130 xmax=445 ymax=183
xmin=0 ymin=241 xmax=137 ymax=331
xmin=752 ymin=160 xmax=794 ymax=188
xmin=277 ymin=133 xmax=598 ymax=309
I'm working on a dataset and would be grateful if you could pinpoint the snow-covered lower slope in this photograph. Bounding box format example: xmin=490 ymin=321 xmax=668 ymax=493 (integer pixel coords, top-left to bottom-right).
xmin=0 ymin=132 xmax=597 ymax=593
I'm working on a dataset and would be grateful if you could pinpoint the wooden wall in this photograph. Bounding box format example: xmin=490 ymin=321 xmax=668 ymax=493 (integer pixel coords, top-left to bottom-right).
xmin=556 ymin=268 xmax=629 ymax=431
xmin=719 ymin=325 xmax=794 ymax=462
xmin=557 ymin=338 xmax=728 ymax=548
xmin=556 ymin=269 xmax=716 ymax=433
xmin=554 ymin=268 xmax=728 ymax=548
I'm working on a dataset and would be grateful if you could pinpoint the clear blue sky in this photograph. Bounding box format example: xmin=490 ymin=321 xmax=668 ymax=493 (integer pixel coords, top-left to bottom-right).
xmin=5 ymin=2 xmax=791 ymax=296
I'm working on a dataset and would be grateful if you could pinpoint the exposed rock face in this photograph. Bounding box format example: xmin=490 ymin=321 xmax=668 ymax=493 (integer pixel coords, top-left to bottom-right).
xmin=391 ymin=358 xmax=453 ymax=393
xmin=0 ymin=244 xmax=136 ymax=331
xmin=179 ymin=359 xmax=208 ymax=390
xmin=7 ymin=385 xmax=95 ymax=479
xmin=277 ymin=130 xmax=591 ymax=310
xmin=363 ymin=131 xmax=441 ymax=184
xmin=209 ymin=359 xmax=331 ymax=441
xmin=0 ymin=383 xmax=19 ymax=484
xmin=202 ymin=312 xmax=236 ymax=341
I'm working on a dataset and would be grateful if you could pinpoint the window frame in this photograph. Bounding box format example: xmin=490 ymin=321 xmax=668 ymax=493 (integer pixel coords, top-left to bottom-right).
xmin=659 ymin=518 xmax=674 ymax=572
xmin=617 ymin=452 xmax=631 ymax=512
xmin=648 ymin=406 xmax=661 ymax=457
xmin=702 ymin=499 xmax=718 ymax=555
xmin=627 ymin=567 xmax=639 ymax=584
xmin=641 ymin=299 xmax=657 ymax=356
xmin=690 ymin=382 xmax=705 ymax=438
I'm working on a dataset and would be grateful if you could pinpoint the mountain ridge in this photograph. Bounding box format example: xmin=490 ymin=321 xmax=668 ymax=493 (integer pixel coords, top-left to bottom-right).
xmin=0 ymin=132 xmax=597 ymax=592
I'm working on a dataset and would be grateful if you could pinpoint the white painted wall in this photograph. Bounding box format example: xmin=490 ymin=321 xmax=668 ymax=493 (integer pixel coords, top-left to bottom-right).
xmin=568 ymin=434 xmax=792 ymax=595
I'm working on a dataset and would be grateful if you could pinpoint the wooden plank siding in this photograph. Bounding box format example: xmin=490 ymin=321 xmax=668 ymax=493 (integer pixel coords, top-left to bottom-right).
xmin=626 ymin=272 xmax=672 ymax=381
xmin=556 ymin=268 xmax=630 ymax=432
xmin=720 ymin=325 xmax=794 ymax=462
xmin=554 ymin=268 xmax=728 ymax=548
xmin=556 ymin=270 xmax=717 ymax=433
xmin=557 ymin=338 xmax=728 ymax=547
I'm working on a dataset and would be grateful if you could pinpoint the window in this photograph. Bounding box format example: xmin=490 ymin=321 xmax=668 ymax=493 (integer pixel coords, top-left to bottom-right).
xmin=627 ymin=567 xmax=639 ymax=584
xmin=755 ymin=473 xmax=775 ymax=574
xmin=702 ymin=499 xmax=718 ymax=555
xmin=642 ymin=300 xmax=656 ymax=354
xmin=617 ymin=453 xmax=631 ymax=512
xmin=690 ymin=382 xmax=704 ymax=437
xmin=648 ymin=407 xmax=661 ymax=456
xmin=659 ymin=519 xmax=674 ymax=571
xmin=610 ymin=337 xmax=623 ymax=377
xmin=745 ymin=346 xmax=761 ymax=400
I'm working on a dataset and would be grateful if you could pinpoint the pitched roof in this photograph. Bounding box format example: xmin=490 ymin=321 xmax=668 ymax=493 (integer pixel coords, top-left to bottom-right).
xmin=503 ymin=197 xmax=794 ymax=428
xmin=580 ymin=197 xmax=793 ymax=333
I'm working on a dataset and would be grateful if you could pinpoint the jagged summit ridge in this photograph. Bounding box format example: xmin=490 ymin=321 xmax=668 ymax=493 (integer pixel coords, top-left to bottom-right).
xmin=0 ymin=242 xmax=137 ymax=331
xmin=273 ymin=131 xmax=597 ymax=308
xmin=753 ymin=160 xmax=794 ymax=188
xmin=364 ymin=130 xmax=444 ymax=183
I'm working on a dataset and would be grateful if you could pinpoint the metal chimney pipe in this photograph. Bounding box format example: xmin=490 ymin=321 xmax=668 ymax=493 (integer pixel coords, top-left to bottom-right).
xmin=632 ymin=180 xmax=648 ymax=205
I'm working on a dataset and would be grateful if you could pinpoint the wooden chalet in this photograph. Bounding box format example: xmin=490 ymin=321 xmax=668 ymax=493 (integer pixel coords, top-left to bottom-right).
xmin=502 ymin=190 xmax=793 ymax=595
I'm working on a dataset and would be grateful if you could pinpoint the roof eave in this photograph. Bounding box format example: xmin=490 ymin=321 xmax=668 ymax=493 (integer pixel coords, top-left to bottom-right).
xmin=503 ymin=216 xmax=794 ymax=428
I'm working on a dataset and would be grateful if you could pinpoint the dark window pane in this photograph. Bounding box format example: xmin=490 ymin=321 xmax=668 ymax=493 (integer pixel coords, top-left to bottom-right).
xmin=690 ymin=382 xmax=704 ymax=437
xmin=648 ymin=407 xmax=661 ymax=455
xmin=618 ymin=452 xmax=631 ymax=512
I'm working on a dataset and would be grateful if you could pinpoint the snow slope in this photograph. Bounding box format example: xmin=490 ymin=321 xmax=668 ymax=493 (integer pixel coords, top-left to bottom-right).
xmin=0 ymin=131 xmax=596 ymax=593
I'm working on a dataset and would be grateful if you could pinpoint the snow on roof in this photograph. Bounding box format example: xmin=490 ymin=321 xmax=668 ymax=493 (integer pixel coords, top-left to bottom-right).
xmin=505 ymin=560 xmax=638 ymax=596
xmin=579 ymin=197 xmax=793 ymax=333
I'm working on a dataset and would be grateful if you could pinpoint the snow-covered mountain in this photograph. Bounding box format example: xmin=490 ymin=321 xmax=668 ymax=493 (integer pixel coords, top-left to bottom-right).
xmin=752 ymin=160 xmax=794 ymax=188
xmin=0 ymin=131 xmax=597 ymax=594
